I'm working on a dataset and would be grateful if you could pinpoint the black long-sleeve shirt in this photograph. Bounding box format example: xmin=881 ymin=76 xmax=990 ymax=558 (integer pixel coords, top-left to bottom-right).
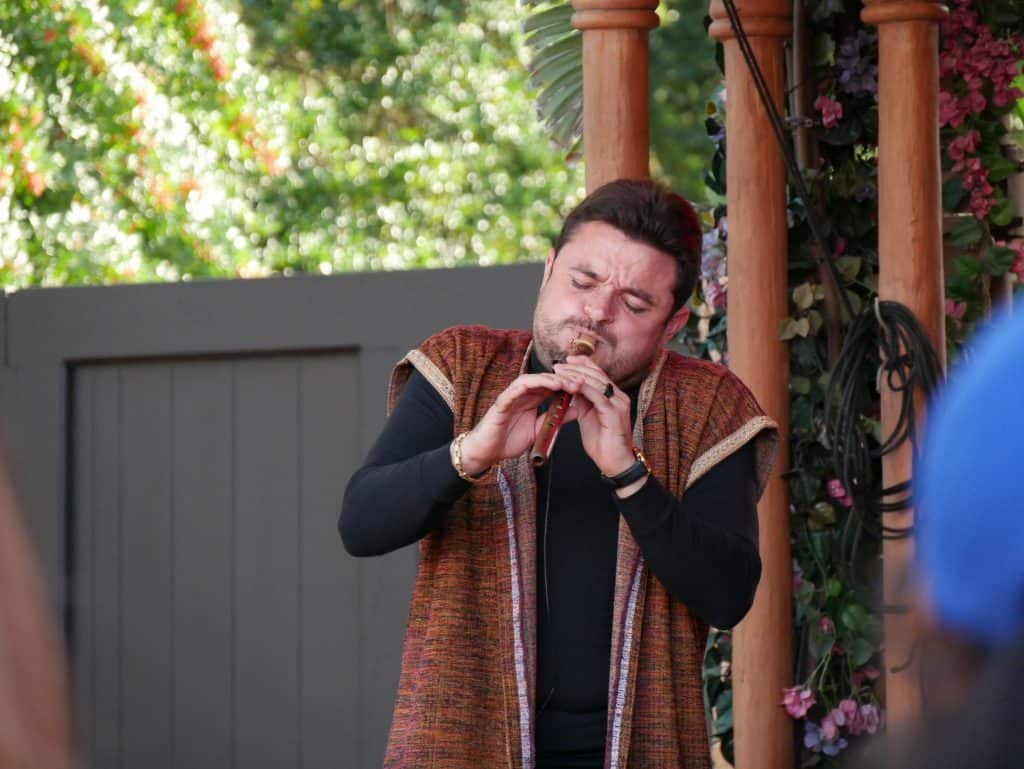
xmin=340 ymin=359 xmax=760 ymax=767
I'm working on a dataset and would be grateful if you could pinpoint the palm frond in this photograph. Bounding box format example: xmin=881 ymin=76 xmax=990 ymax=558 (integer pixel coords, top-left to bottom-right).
xmin=522 ymin=1 xmax=582 ymax=152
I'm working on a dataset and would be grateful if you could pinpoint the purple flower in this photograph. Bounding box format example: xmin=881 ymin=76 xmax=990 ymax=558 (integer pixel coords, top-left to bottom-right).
xmin=700 ymin=217 xmax=729 ymax=310
xmin=836 ymin=30 xmax=879 ymax=95
xmin=804 ymin=720 xmax=849 ymax=756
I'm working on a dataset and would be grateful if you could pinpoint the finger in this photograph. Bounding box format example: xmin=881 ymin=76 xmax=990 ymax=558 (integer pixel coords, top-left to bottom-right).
xmin=571 ymin=375 xmax=628 ymax=415
xmin=494 ymin=373 xmax=579 ymax=413
xmin=554 ymin=362 xmax=611 ymax=394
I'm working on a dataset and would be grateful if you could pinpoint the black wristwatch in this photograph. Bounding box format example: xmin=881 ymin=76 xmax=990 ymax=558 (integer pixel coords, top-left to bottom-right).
xmin=599 ymin=447 xmax=652 ymax=489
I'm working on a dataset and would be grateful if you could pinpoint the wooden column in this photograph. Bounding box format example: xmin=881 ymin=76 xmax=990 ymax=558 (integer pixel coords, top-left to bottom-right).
xmin=571 ymin=0 xmax=658 ymax=191
xmin=861 ymin=0 xmax=947 ymax=727
xmin=708 ymin=3 xmax=792 ymax=768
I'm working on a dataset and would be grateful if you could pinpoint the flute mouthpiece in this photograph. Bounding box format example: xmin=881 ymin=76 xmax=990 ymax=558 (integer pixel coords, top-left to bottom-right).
xmin=570 ymin=332 xmax=596 ymax=356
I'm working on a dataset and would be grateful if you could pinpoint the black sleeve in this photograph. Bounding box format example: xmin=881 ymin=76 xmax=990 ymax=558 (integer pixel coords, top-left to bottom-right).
xmin=338 ymin=368 xmax=469 ymax=557
xmin=616 ymin=442 xmax=761 ymax=629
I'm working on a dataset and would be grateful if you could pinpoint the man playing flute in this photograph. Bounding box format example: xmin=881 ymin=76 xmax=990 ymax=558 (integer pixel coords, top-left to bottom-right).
xmin=340 ymin=178 xmax=778 ymax=769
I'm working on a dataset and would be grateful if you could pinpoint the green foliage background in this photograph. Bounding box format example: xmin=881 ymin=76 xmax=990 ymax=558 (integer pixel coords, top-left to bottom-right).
xmin=0 ymin=0 xmax=717 ymax=290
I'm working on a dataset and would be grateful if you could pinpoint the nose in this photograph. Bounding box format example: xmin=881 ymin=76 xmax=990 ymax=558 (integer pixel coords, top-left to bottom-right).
xmin=584 ymin=292 xmax=613 ymax=324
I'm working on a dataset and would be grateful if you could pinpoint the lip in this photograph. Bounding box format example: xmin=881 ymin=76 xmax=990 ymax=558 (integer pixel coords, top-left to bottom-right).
xmin=568 ymin=327 xmax=606 ymax=349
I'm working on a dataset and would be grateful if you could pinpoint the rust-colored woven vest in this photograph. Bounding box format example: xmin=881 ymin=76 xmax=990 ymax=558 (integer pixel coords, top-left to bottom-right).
xmin=384 ymin=326 xmax=777 ymax=769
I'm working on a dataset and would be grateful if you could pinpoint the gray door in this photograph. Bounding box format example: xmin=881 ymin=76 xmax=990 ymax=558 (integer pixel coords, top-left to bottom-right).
xmin=0 ymin=265 xmax=542 ymax=768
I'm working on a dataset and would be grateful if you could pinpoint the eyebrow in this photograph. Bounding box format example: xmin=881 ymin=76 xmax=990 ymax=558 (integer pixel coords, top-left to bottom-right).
xmin=571 ymin=265 xmax=658 ymax=306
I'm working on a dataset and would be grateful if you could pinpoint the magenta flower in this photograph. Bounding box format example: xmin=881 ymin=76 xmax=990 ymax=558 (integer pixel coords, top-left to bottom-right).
xmin=1010 ymin=241 xmax=1024 ymax=282
xmin=945 ymin=298 xmax=967 ymax=323
xmin=820 ymin=711 xmax=840 ymax=741
xmin=826 ymin=478 xmax=853 ymax=507
xmin=781 ymin=685 xmax=816 ymax=718
xmin=792 ymin=558 xmax=804 ymax=594
xmin=819 ymin=615 xmax=835 ymax=635
xmin=814 ymin=95 xmax=843 ymax=129
xmin=836 ymin=699 xmax=865 ymax=734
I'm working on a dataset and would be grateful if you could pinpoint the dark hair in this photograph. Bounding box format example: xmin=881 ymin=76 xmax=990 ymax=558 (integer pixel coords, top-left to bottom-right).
xmin=553 ymin=178 xmax=702 ymax=315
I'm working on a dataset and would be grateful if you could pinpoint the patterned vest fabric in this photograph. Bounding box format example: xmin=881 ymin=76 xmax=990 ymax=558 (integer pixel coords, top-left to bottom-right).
xmin=383 ymin=325 xmax=779 ymax=769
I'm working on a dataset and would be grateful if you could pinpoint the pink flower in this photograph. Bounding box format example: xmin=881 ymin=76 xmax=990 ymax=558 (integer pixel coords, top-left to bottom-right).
xmin=792 ymin=559 xmax=804 ymax=594
xmin=947 ymin=129 xmax=980 ymax=167
xmin=945 ymin=298 xmax=967 ymax=322
xmin=782 ymin=686 xmax=816 ymax=719
xmin=835 ymin=699 xmax=868 ymax=734
xmin=826 ymin=479 xmax=853 ymax=507
xmin=939 ymin=91 xmax=966 ymax=127
xmin=859 ymin=703 xmax=881 ymax=734
xmin=814 ymin=95 xmax=843 ymax=129
xmin=1010 ymin=240 xmax=1024 ymax=282
xmin=819 ymin=615 xmax=835 ymax=635
xmin=820 ymin=711 xmax=840 ymax=741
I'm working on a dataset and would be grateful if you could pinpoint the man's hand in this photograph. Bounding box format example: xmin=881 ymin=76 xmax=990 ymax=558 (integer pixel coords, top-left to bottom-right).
xmin=554 ymin=354 xmax=636 ymax=478
xmin=458 ymin=371 xmax=579 ymax=475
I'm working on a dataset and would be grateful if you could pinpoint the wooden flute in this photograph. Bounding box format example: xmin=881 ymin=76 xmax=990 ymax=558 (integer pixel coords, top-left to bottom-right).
xmin=529 ymin=332 xmax=597 ymax=467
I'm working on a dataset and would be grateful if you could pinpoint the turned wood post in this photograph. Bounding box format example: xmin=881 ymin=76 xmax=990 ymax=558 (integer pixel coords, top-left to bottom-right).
xmin=708 ymin=2 xmax=793 ymax=767
xmin=861 ymin=0 xmax=948 ymax=727
xmin=571 ymin=0 xmax=659 ymax=191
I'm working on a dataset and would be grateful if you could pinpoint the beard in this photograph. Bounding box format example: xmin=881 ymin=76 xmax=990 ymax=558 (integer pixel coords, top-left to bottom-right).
xmin=531 ymin=313 xmax=658 ymax=388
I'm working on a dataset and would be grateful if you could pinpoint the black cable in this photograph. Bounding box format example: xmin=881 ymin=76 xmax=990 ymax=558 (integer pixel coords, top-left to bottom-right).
xmin=824 ymin=301 xmax=943 ymax=541
xmin=719 ymin=0 xmax=856 ymax=323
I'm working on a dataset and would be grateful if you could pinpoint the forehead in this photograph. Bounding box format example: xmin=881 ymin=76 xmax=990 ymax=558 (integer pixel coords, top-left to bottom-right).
xmin=557 ymin=221 xmax=677 ymax=293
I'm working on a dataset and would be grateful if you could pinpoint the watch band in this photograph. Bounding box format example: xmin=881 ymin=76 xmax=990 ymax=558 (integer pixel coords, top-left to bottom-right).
xmin=600 ymin=447 xmax=652 ymax=489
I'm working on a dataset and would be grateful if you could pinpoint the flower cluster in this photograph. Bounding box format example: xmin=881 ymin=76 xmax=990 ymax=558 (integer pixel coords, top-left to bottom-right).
xmin=784 ymin=687 xmax=882 ymax=758
xmin=939 ymin=0 xmax=1023 ymax=219
xmin=700 ymin=215 xmax=728 ymax=310
xmin=835 ymin=30 xmax=878 ymax=96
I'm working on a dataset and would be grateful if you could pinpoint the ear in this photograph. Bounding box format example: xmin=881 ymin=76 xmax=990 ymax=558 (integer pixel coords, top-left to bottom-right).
xmin=661 ymin=306 xmax=690 ymax=346
xmin=542 ymin=248 xmax=556 ymax=284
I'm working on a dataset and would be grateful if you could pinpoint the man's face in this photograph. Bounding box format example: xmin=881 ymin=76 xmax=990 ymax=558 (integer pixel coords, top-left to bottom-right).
xmin=532 ymin=220 xmax=691 ymax=388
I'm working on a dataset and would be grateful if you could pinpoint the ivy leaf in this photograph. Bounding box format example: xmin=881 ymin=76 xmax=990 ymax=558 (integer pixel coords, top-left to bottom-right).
xmin=809 ymin=625 xmax=836 ymax=659
xmin=713 ymin=688 xmax=734 ymax=736
xmin=791 ymin=376 xmax=812 ymax=395
xmin=793 ymin=282 xmax=816 ymax=310
xmin=841 ymin=603 xmax=868 ymax=633
xmin=948 ymin=216 xmax=984 ymax=248
xmin=836 ymin=256 xmax=862 ymax=282
xmin=779 ymin=317 xmax=800 ymax=340
xmin=989 ymin=195 xmax=1015 ymax=227
xmin=848 ymin=638 xmax=875 ymax=668
xmin=942 ymin=174 xmax=966 ymax=209
xmin=982 ymin=244 xmax=1017 ymax=276
xmin=984 ymin=154 xmax=1018 ymax=183
xmin=808 ymin=309 xmax=824 ymax=336
xmin=826 ymin=578 xmax=843 ymax=598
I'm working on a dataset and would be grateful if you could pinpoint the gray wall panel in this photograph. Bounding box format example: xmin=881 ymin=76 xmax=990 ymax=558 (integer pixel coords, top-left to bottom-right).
xmin=4 ymin=266 xmax=540 ymax=769
xmin=233 ymin=358 xmax=301 ymax=769
xmin=89 ymin=367 xmax=122 ymax=768
xmin=299 ymin=355 xmax=361 ymax=769
xmin=71 ymin=367 xmax=95 ymax=762
xmin=120 ymin=364 xmax=174 ymax=769
xmin=171 ymin=362 xmax=233 ymax=769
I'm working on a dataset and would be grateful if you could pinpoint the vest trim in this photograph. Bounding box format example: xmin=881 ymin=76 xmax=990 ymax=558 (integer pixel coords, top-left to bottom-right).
xmin=497 ymin=467 xmax=532 ymax=769
xmin=405 ymin=349 xmax=456 ymax=410
xmin=688 ymin=415 xmax=778 ymax=492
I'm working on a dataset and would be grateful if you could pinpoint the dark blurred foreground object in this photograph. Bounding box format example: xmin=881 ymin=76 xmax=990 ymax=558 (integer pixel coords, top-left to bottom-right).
xmin=0 ymin=451 xmax=74 ymax=769
xmin=860 ymin=308 xmax=1024 ymax=769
